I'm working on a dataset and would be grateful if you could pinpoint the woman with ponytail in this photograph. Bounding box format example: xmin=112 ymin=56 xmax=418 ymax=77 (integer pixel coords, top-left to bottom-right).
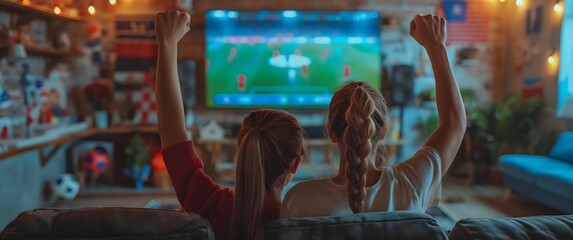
xmin=155 ymin=11 xmax=305 ymax=240
xmin=282 ymin=14 xmax=466 ymax=217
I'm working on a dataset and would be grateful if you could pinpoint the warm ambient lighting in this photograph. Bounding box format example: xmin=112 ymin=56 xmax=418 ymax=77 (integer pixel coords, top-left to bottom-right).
xmin=54 ymin=6 xmax=62 ymax=15
xmin=548 ymin=54 xmax=557 ymax=64
xmin=554 ymin=1 xmax=563 ymax=12
xmin=109 ymin=0 xmax=117 ymax=6
xmin=88 ymin=4 xmax=96 ymax=15
xmin=499 ymin=0 xmax=506 ymax=2
xmin=22 ymin=0 xmax=31 ymax=6
xmin=516 ymin=0 xmax=524 ymax=6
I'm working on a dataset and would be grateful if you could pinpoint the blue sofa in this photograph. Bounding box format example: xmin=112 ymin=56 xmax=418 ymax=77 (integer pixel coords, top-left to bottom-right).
xmin=499 ymin=132 xmax=573 ymax=214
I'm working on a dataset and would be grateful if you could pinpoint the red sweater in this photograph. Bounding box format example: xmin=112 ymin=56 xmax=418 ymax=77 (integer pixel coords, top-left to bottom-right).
xmin=162 ymin=141 xmax=280 ymax=240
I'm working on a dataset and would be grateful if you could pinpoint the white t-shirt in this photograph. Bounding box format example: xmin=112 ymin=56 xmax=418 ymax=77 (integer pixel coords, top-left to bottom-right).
xmin=280 ymin=146 xmax=442 ymax=218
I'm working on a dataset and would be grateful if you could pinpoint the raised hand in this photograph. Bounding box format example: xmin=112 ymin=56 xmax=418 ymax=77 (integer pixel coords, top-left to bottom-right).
xmin=409 ymin=14 xmax=446 ymax=49
xmin=155 ymin=10 xmax=191 ymax=45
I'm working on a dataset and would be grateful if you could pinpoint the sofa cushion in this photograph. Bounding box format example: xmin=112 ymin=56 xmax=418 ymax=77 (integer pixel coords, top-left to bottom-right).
xmin=535 ymin=167 xmax=573 ymax=200
xmin=264 ymin=211 xmax=447 ymax=240
xmin=448 ymin=215 xmax=573 ymax=240
xmin=0 ymin=207 xmax=215 ymax=240
xmin=548 ymin=132 xmax=573 ymax=164
xmin=498 ymin=155 xmax=571 ymax=183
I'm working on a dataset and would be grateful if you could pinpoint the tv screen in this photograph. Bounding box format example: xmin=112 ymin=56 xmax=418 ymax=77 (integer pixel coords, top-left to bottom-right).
xmin=205 ymin=10 xmax=381 ymax=108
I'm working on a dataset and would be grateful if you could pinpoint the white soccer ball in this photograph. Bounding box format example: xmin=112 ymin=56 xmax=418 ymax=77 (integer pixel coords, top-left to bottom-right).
xmin=51 ymin=173 xmax=80 ymax=200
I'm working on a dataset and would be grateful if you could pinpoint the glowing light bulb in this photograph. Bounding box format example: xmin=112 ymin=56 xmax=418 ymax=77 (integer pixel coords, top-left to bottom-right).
xmin=88 ymin=4 xmax=96 ymax=15
xmin=109 ymin=0 xmax=117 ymax=5
xmin=22 ymin=0 xmax=31 ymax=6
xmin=548 ymin=54 xmax=556 ymax=64
xmin=516 ymin=0 xmax=524 ymax=6
xmin=500 ymin=0 xmax=506 ymax=2
xmin=54 ymin=6 xmax=62 ymax=15
xmin=554 ymin=3 xmax=563 ymax=12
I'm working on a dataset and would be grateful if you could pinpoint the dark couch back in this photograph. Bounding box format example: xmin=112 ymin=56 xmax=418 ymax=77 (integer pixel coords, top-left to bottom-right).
xmin=264 ymin=211 xmax=447 ymax=240
xmin=0 ymin=207 xmax=214 ymax=240
xmin=448 ymin=215 xmax=573 ymax=240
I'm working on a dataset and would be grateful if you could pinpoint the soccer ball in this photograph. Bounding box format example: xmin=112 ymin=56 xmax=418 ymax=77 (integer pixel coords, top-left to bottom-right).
xmin=51 ymin=173 xmax=80 ymax=200
xmin=82 ymin=147 xmax=109 ymax=173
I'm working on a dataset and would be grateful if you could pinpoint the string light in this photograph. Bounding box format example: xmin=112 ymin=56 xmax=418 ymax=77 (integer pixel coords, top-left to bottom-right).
xmin=109 ymin=0 xmax=117 ymax=6
xmin=554 ymin=0 xmax=563 ymax=12
xmin=548 ymin=53 xmax=557 ymax=64
xmin=54 ymin=6 xmax=62 ymax=15
xmin=516 ymin=0 xmax=524 ymax=6
xmin=88 ymin=3 xmax=96 ymax=16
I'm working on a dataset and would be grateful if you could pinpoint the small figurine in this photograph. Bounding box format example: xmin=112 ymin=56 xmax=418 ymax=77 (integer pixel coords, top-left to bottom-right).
xmin=54 ymin=30 xmax=71 ymax=49
xmin=14 ymin=23 xmax=36 ymax=47
xmin=0 ymin=73 xmax=13 ymax=139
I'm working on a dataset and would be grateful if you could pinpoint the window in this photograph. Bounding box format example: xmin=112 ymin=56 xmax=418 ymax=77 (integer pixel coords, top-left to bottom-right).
xmin=557 ymin=1 xmax=573 ymax=119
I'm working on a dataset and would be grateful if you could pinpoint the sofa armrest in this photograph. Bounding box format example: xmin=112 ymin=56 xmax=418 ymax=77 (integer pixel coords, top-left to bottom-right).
xmin=448 ymin=215 xmax=573 ymax=240
xmin=0 ymin=207 xmax=215 ymax=240
xmin=264 ymin=211 xmax=447 ymax=240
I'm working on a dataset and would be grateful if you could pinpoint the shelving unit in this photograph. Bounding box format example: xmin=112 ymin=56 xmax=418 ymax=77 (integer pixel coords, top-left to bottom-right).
xmin=0 ymin=126 xmax=158 ymax=166
xmin=0 ymin=44 xmax=77 ymax=57
xmin=0 ymin=0 xmax=86 ymax=23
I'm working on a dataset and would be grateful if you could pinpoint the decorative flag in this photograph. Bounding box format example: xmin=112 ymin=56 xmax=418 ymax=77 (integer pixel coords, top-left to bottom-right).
xmin=129 ymin=90 xmax=157 ymax=124
xmin=522 ymin=77 xmax=543 ymax=98
xmin=437 ymin=0 xmax=493 ymax=44
xmin=114 ymin=15 xmax=157 ymax=85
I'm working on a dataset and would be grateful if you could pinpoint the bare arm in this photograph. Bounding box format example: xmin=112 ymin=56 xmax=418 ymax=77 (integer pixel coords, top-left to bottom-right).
xmin=155 ymin=11 xmax=191 ymax=148
xmin=410 ymin=15 xmax=467 ymax=175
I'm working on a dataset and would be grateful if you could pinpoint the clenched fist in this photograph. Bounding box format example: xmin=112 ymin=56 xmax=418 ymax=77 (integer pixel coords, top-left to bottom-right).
xmin=155 ymin=11 xmax=191 ymax=45
xmin=409 ymin=14 xmax=446 ymax=49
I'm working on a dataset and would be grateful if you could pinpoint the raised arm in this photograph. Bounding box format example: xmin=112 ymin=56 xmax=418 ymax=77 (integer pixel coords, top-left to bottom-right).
xmin=155 ymin=11 xmax=191 ymax=148
xmin=410 ymin=14 xmax=466 ymax=175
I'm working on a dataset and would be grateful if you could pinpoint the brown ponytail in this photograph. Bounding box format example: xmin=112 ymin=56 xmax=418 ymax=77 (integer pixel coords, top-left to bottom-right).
xmin=232 ymin=110 xmax=305 ymax=239
xmin=328 ymin=82 xmax=388 ymax=213
xmin=233 ymin=131 xmax=265 ymax=239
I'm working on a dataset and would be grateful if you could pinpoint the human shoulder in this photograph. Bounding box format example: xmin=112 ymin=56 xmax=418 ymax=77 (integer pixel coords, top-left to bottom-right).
xmin=284 ymin=178 xmax=333 ymax=202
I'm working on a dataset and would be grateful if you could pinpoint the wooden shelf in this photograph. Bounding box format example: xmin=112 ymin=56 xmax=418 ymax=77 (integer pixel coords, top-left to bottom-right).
xmin=0 ymin=0 xmax=86 ymax=23
xmin=0 ymin=44 xmax=77 ymax=57
xmin=0 ymin=126 xmax=159 ymax=164
xmin=25 ymin=45 xmax=77 ymax=57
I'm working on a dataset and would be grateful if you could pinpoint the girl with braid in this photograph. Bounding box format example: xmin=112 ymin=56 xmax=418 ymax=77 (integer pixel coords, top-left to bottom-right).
xmin=281 ymin=14 xmax=466 ymax=217
xmin=155 ymin=11 xmax=305 ymax=240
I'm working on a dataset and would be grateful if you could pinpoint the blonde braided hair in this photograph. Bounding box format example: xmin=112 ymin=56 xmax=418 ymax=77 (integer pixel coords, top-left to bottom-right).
xmin=328 ymin=82 xmax=388 ymax=213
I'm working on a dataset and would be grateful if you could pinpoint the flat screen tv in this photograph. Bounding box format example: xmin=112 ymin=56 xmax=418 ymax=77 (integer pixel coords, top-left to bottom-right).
xmin=205 ymin=10 xmax=381 ymax=108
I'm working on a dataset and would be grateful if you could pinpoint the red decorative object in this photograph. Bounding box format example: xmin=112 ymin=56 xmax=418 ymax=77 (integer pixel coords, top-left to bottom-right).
xmin=82 ymin=148 xmax=110 ymax=173
xmin=151 ymin=152 xmax=167 ymax=172
xmin=84 ymin=81 xmax=113 ymax=110
xmin=129 ymin=90 xmax=157 ymax=124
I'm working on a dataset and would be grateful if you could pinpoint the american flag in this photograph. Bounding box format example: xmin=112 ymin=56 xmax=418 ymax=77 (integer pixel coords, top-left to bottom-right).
xmin=437 ymin=0 xmax=493 ymax=44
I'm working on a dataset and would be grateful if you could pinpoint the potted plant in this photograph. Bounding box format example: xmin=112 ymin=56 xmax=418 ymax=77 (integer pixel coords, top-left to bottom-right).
xmin=471 ymin=96 xmax=548 ymax=184
xmin=84 ymin=81 xmax=113 ymax=128
xmin=123 ymin=134 xmax=151 ymax=191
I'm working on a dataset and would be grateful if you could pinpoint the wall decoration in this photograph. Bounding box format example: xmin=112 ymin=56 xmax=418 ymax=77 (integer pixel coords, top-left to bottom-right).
xmin=522 ymin=77 xmax=543 ymax=98
xmin=129 ymin=89 xmax=157 ymax=125
xmin=438 ymin=0 xmax=493 ymax=44
xmin=114 ymin=15 xmax=157 ymax=87
xmin=526 ymin=6 xmax=543 ymax=35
